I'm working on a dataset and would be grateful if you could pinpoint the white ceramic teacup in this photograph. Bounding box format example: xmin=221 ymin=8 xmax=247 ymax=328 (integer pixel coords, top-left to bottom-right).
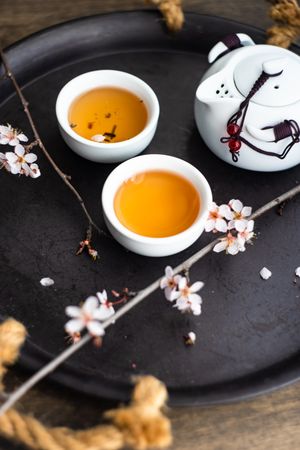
xmin=102 ymin=154 xmax=212 ymax=257
xmin=55 ymin=70 xmax=160 ymax=163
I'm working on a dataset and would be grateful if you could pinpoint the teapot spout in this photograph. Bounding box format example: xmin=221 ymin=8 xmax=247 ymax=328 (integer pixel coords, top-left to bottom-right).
xmin=195 ymin=72 xmax=240 ymax=112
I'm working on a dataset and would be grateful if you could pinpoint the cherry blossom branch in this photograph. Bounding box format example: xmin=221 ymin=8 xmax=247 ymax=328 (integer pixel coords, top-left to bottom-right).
xmin=0 ymin=49 xmax=103 ymax=238
xmin=0 ymin=182 xmax=300 ymax=416
xmin=174 ymin=182 xmax=300 ymax=272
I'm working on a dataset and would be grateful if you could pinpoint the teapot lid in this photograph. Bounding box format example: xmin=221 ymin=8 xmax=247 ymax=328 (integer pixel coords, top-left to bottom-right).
xmin=233 ymin=48 xmax=300 ymax=107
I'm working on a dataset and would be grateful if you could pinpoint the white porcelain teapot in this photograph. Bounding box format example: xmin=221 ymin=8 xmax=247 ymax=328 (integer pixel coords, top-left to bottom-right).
xmin=194 ymin=33 xmax=300 ymax=171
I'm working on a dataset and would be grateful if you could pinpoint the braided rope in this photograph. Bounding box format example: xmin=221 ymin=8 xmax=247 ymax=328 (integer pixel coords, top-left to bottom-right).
xmin=149 ymin=0 xmax=300 ymax=47
xmin=267 ymin=0 xmax=300 ymax=48
xmin=148 ymin=0 xmax=184 ymax=31
xmin=0 ymin=319 xmax=172 ymax=450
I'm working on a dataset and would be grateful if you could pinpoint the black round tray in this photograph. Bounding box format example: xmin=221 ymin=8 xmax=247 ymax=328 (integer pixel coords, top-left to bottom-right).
xmin=1 ymin=11 xmax=300 ymax=406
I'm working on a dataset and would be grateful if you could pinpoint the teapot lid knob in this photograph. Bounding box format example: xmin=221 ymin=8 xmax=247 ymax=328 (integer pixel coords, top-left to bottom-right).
xmin=262 ymin=58 xmax=287 ymax=76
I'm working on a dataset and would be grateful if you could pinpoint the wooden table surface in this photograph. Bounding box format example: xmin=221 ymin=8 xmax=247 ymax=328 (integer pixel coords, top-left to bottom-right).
xmin=1 ymin=1 xmax=300 ymax=449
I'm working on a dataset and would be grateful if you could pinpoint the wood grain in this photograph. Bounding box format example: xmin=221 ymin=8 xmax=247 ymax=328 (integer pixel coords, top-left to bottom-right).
xmin=0 ymin=0 xmax=273 ymax=49
xmin=1 ymin=1 xmax=300 ymax=450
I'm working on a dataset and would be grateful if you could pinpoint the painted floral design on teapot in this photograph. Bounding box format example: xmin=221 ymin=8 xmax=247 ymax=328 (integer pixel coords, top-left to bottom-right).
xmin=194 ymin=33 xmax=300 ymax=172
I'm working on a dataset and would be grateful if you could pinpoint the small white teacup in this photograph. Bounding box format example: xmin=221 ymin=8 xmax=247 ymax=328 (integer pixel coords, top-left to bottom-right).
xmin=102 ymin=154 xmax=212 ymax=257
xmin=55 ymin=70 xmax=159 ymax=163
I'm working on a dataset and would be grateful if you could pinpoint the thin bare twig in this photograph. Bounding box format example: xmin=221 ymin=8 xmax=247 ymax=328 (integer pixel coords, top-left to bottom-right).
xmin=0 ymin=182 xmax=300 ymax=416
xmin=0 ymin=49 xmax=102 ymax=236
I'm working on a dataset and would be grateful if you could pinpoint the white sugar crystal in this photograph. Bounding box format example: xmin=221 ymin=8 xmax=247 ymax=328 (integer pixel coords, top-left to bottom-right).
xmin=260 ymin=267 xmax=272 ymax=280
xmin=40 ymin=277 xmax=54 ymax=287
xmin=188 ymin=332 xmax=196 ymax=343
xmin=295 ymin=267 xmax=300 ymax=278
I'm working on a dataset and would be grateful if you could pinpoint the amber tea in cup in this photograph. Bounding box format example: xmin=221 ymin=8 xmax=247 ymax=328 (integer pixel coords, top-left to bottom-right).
xmin=68 ymin=87 xmax=148 ymax=143
xmin=114 ymin=170 xmax=200 ymax=238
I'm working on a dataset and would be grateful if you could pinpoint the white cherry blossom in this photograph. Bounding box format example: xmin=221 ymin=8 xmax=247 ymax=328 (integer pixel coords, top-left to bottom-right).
xmin=228 ymin=199 xmax=252 ymax=232
xmin=213 ymin=232 xmax=241 ymax=255
xmin=173 ymin=277 xmax=204 ymax=315
xmin=205 ymin=202 xmax=233 ymax=233
xmin=96 ymin=290 xmax=115 ymax=320
xmin=0 ymin=124 xmax=28 ymax=146
xmin=65 ymin=296 xmax=106 ymax=337
xmin=5 ymin=144 xmax=37 ymax=176
xmin=160 ymin=266 xmax=182 ymax=301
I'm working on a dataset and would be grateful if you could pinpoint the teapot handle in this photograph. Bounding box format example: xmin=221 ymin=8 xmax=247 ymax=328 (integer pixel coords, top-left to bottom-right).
xmin=208 ymin=33 xmax=255 ymax=64
xmin=247 ymin=120 xmax=299 ymax=143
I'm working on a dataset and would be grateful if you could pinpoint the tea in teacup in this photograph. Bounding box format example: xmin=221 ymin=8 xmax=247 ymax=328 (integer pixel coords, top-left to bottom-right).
xmin=114 ymin=170 xmax=200 ymax=238
xmin=68 ymin=87 xmax=148 ymax=143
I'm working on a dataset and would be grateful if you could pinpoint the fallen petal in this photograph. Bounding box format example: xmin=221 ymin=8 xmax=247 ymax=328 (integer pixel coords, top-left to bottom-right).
xmin=40 ymin=277 xmax=54 ymax=286
xmin=91 ymin=134 xmax=105 ymax=143
xmin=260 ymin=267 xmax=272 ymax=280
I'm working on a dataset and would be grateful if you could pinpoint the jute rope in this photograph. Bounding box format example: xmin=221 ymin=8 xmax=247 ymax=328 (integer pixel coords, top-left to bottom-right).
xmin=148 ymin=0 xmax=184 ymax=31
xmin=148 ymin=0 xmax=300 ymax=48
xmin=267 ymin=0 xmax=300 ymax=47
xmin=0 ymin=319 xmax=172 ymax=450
